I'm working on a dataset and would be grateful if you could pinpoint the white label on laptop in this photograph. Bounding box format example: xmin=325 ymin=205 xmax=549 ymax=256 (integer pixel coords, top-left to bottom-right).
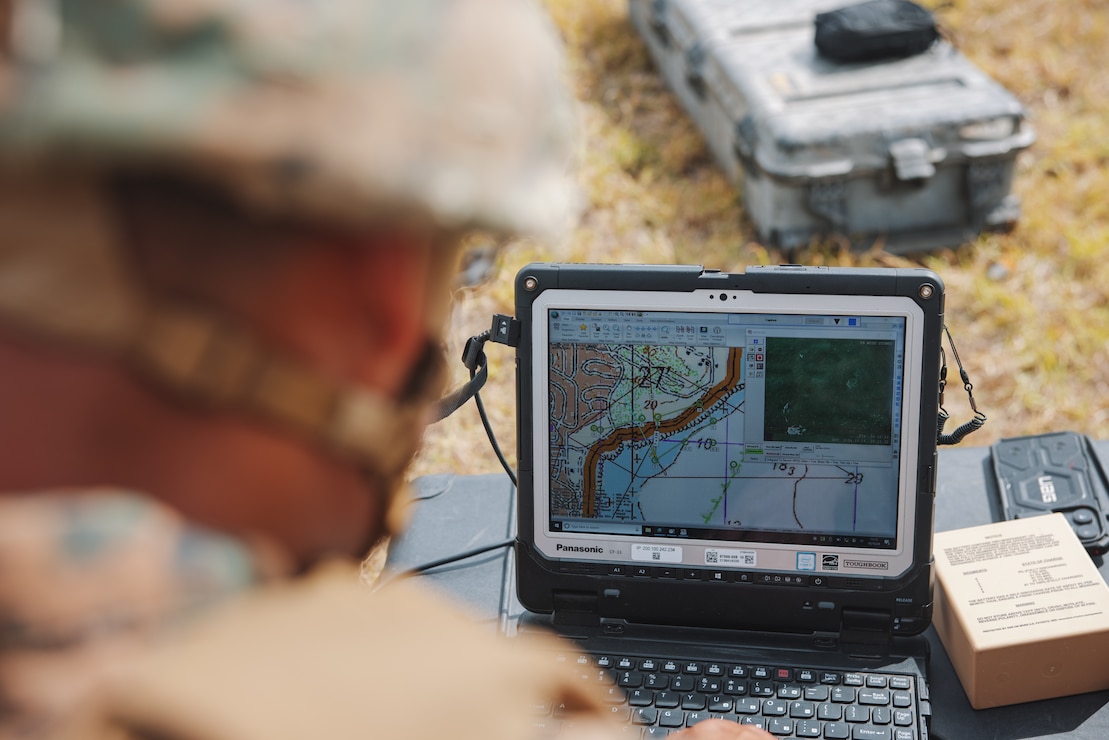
xmin=631 ymin=544 xmax=683 ymax=563
xmin=704 ymin=548 xmax=757 ymax=567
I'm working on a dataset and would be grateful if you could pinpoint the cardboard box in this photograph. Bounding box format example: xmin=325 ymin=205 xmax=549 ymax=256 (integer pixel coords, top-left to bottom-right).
xmin=933 ymin=513 xmax=1109 ymax=709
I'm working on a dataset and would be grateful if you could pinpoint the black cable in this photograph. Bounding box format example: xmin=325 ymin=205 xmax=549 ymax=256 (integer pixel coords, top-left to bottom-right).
xmin=401 ymin=537 xmax=514 ymax=576
xmin=474 ymin=385 xmax=517 ymax=487
xmin=435 ymin=331 xmax=490 ymax=421
xmin=433 ymin=322 xmax=520 ymax=485
xmin=400 ymin=323 xmax=517 ymax=580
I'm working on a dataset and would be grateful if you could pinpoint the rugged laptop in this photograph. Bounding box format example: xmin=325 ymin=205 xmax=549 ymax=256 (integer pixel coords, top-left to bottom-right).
xmin=511 ymin=263 xmax=944 ymax=739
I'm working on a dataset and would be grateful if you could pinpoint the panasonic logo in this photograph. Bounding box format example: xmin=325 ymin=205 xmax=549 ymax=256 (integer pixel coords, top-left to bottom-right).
xmin=556 ymin=544 xmax=605 ymax=553
xmin=1037 ymin=475 xmax=1057 ymax=504
xmin=843 ymin=560 xmax=888 ymax=570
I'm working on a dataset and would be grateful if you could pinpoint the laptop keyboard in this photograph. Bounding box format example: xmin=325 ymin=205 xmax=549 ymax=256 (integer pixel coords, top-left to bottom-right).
xmin=537 ymin=651 xmax=925 ymax=739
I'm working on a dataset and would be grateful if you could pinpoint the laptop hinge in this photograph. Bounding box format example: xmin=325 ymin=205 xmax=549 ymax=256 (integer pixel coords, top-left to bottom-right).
xmin=839 ymin=608 xmax=894 ymax=654
xmin=552 ymin=591 xmax=600 ymax=627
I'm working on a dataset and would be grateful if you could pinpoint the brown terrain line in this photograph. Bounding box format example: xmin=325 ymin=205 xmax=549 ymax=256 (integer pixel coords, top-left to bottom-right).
xmin=581 ymin=347 xmax=743 ymax=517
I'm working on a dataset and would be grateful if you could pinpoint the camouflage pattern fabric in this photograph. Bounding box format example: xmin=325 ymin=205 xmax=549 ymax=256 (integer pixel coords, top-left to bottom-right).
xmin=0 ymin=490 xmax=278 ymax=739
xmin=0 ymin=0 xmax=579 ymax=237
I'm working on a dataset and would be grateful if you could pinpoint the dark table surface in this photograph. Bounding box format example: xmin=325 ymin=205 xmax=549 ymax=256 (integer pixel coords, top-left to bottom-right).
xmin=388 ymin=443 xmax=1109 ymax=739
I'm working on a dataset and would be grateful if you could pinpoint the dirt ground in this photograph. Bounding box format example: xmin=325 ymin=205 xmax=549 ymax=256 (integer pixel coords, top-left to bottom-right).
xmin=411 ymin=0 xmax=1109 ymax=480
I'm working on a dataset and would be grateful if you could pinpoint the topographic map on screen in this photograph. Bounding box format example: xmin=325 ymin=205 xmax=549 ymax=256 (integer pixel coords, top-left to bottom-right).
xmin=548 ymin=337 xmax=900 ymax=539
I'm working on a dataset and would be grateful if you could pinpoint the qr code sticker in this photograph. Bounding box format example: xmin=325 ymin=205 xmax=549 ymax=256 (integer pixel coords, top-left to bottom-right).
xmin=706 ymin=551 xmax=719 ymax=564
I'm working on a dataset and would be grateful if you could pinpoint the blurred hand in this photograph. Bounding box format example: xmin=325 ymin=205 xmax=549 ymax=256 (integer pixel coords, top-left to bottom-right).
xmin=670 ymin=719 xmax=774 ymax=739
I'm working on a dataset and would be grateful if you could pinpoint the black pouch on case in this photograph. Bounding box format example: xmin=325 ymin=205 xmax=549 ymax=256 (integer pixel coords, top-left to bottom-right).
xmin=814 ymin=0 xmax=939 ymax=63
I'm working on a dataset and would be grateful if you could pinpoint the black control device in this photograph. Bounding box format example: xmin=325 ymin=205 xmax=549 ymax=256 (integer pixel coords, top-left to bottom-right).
xmin=991 ymin=431 xmax=1109 ymax=556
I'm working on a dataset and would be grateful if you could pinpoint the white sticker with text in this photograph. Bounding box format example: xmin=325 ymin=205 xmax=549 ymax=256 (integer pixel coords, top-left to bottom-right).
xmin=705 ymin=548 xmax=757 ymax=567
xmin=631 ymin=544 xmax=683 ymax=563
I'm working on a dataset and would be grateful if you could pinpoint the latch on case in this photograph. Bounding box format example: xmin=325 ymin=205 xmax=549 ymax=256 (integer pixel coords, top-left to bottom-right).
xmin=889 ymin=137 xmax=936 ymax=181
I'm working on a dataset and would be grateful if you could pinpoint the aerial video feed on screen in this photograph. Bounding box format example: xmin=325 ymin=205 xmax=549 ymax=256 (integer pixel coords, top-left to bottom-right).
xmin=762 ymin=337 xmax=895 ymax=446
xmin=547 ymin=309 xmax=906 ymax=549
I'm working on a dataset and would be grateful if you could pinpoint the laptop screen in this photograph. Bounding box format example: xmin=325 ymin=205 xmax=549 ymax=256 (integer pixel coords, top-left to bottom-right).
xmin=529 ymin=289 xmax=926 ymax=580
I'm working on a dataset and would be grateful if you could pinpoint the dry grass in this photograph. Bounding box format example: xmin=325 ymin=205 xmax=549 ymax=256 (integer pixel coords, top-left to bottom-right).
xmin=410 ymin=0 xmax=1109 ymax=479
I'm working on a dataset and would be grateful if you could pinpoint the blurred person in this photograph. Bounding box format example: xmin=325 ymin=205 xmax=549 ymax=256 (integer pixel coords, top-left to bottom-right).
xmin=0 ymin=0 xmax=771 ymax=739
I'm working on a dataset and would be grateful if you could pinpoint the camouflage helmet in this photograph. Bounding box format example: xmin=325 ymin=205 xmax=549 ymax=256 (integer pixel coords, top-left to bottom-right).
xmin=0 ymin=0 xmax=579 ymax=236
xmin=0 ymin=0 xmax=579 ymax=555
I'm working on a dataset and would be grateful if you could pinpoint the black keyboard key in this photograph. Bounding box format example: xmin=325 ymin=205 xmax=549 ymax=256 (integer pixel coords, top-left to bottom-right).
xmin=602 ymin=686 xmax=626 ymax=704
xmin=804 ymin=685 xmax=829 ymax=701
xmin=627 ymin=689 xmax=653 ymax=707
xmin=680 ymin=693 xmax=706 ymax=710
xmin=670 ymin=675 xmax=695 ymax=692
xmin=777 ymin=684 xmax=801 ymax=699
xmin=824 ymin=721 xmax=850 ymax=739
xmin=639 ymin=659 xmax=658 ymax=671
xmin=751 ymin=681 xmax=775 ymax=697
xmin=844 ymin=705 xmax=870 ymax=723
xmin=642 ymin=727 xmax=670 ymax=738
xmin=735 ymin=698 xmax=761 ymax=715
xmin=892 ymin=691 xmax=912 ymax=708
xmin=706 ymin=663 xmax=725 ymax=676
xmin=752 ymin=666 xmax=772 ymax=680
xmin=819 ymin=703 xmax=843 ymax=721
xmin=761 ymin=699 xmax=788 ymax=716
xmin=724 ymin=678 xmax=748 ymax=695
xmin=889 ymin=676 xmax=912 ymax=690
xmin=797 ymin=669 xmax=818 ymax=683
xmin=708 ymin=696 xmax=733 ymax=712
xmin=682 ymin=662 xmax=703 ymax=675
xmin=872 ymin=707 xmax=892 ymax=725
xmin=696 ymin=677 xmax=721 ymax=693
xmin=658 ymin=709 xmax=685 ymax=728
xmin=866 ymin=675 xmax=889 ymax=688
xmin=730 ymin=665 xmax=749 ymax=678
xmin=604 ymin=707 xmax=630 ymax=723
xmin=644 ymin=673 xmax=669 ymax=689
xmin=894 ymin=709 xmax=914 ymax=726
xmin=661 ymin=660 xmax=680 ymax=673
xmin=853 ymin=726 xmax=892 ymax=740
xmin=859 ymin=689 xmax=890 ymax=706
xmin=789 ymin=700 xmax=815 ymax=719
xmin=617 ymin=671 xmax=643 ymax=688
xmin=631 ymin=708 xmax=657 ymax=725
xmin=685 ymin=711 xmax=710 ymax=727
xmin=832 ymin=686 xmax=857 ymax=703
xmin=796 ymin=719 xmax=822 ymax=738
xmin=740 ymin=717 xmax=767 ymax=731
xmin=767 ymin=717 xmax=793 ymax=736
xmin=616 ymin=658 xmax=635 ymax=670
xmin=844 ymin=673 xmax=865 ymax=687
xmin=821 ymin=672 xmax=842 ymax=685
xmin=655 ymin=692 xmax=680 ymax=708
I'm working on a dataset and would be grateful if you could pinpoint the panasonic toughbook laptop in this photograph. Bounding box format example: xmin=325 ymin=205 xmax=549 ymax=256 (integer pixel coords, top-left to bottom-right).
xmin=511 ymin=264 xmax=944 ymax=739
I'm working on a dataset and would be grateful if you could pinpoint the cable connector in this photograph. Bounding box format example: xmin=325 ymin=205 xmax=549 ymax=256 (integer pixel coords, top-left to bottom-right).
xmin=435 ymin=331 xmax=490 ymax=422
xmin=460 ymin=330 xmax=490 ymax=371
xmin=489 ymin=314 xmax=521 ymax=347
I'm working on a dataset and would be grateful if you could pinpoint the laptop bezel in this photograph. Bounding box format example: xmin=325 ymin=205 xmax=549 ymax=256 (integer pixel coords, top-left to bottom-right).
xmin=514 ymin=264 xmax=944 ymax=637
